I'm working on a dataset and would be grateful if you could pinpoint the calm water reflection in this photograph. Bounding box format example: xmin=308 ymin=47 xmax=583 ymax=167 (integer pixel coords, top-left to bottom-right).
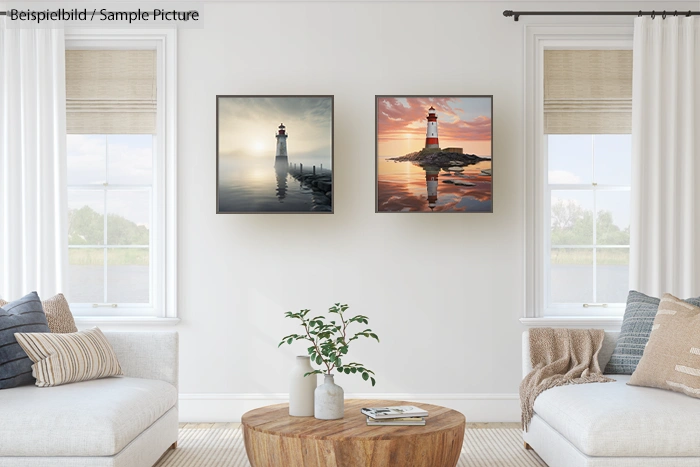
xmin=218 ymin=157 xmax=318 ymax=213
xmin=377 ymin=156 xmax=492 ymax=212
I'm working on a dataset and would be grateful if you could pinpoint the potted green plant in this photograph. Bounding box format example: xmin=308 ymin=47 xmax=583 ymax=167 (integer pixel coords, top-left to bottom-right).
xmin=279 ymin=303 xmax=380 ymax=420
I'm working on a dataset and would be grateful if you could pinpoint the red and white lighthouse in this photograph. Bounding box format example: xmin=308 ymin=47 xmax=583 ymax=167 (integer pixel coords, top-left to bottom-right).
xmin=425 ymin=107 xmax=439 ymax=149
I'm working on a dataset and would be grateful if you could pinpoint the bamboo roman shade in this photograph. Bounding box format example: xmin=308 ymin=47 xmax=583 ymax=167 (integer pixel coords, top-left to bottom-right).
xmin=66 ymin=50 xmax=156 ymax=134
xmin=544 ymin=50 xmax=632 ymax=134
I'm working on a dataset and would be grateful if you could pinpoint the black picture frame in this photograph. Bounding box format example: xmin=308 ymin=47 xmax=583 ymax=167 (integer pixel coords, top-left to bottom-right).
xmin=375 ymin=95 xmax=494 ymax=213
xmin=216 ymin=95 xmax=335 ymax=214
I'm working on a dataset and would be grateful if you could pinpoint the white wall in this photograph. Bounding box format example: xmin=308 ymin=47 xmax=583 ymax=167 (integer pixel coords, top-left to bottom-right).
xmin=111 ymin=0 xmax=696 ymax=422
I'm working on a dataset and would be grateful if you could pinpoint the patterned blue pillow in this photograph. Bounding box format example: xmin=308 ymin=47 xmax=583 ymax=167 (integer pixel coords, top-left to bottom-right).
xmin=0 ymin=292 xmax=50 ymax=389
xmin=605 ymin=291 xmax=700 ymax=374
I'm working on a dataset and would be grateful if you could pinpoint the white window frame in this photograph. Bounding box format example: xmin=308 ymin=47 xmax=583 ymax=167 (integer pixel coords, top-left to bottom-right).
xmin=65 ymin=29 xmax=178 ymax=324
xmin=522 ymin=25 xmax=632 ymax=328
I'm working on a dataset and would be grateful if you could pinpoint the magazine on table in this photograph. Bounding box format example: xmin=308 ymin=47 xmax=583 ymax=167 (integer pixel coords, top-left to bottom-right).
xmin=366 ymin=417 xmax=426 ymax=426
xmin=361 ymin=405 xmax=428 ymax=420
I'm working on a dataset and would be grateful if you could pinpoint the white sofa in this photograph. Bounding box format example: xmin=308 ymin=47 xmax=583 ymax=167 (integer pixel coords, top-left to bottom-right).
xmin=522 ymin=330 xmax=700 ymax=467
xmin=0 ymin=331 xmax=179 ymax=467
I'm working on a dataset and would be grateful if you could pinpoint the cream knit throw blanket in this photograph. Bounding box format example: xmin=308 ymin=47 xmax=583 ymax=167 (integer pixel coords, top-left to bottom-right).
xmin=520 ymin=328 xmax=614 ymax=431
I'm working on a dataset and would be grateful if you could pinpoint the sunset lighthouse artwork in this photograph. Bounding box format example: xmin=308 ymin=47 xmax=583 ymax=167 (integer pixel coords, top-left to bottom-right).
xmin=217 ymin=96 xmax=334 ymax=214
xmin=376 ymin=96 xmax=493 ymax=213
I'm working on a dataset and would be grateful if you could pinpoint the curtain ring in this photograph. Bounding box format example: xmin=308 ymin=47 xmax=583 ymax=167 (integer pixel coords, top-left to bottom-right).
xmin=687 ymin=11 xmax=692 ymax=17
xmin=651 ymin=11 xmax=655 ymax=19
xmin=638 ymin=10 xmax=642 ymax=17
xmin=674 ymin=10 xmax=678 ymax=17
xmin=662 ymin=11 xmax=667 ymax=19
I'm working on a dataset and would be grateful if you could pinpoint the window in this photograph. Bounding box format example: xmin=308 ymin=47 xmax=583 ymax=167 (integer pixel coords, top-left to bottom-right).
xmin=524 ymin=26 xmax=634 ymax=321
xmin=65 ymin=30 xmax=177 ymax=319
xmin=546 ymin=134 xmax=631 ymax=312
xmin=67 ymin=134 xmax=154 ymax=309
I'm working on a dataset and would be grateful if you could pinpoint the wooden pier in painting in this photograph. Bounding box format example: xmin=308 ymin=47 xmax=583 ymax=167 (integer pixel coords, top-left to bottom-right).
xmin=287 ymin=163 xmax=333 ymax=212
xmin=288 ymin=163 xmax=332 ymax=195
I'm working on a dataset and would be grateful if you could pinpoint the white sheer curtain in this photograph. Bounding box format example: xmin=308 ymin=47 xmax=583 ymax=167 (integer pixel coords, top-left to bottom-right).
xmin=0 ymin=20 xmax=68 ymax=300
xmin=630 ymin=17 xmax=700 ymax=297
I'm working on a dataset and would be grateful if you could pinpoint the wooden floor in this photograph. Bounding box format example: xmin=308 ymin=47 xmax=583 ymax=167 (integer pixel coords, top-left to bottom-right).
xmin=180 ymin=422 xmax=520 ymax=429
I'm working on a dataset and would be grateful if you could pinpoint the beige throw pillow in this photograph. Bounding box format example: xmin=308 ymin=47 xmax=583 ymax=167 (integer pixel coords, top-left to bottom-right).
xmin=629 ymin=293 xmax=700 ymax=398
xmin=14 ymin=327 xmax=123 ymax=387
xmin=0 ymin=293 xmax=77 ymax=333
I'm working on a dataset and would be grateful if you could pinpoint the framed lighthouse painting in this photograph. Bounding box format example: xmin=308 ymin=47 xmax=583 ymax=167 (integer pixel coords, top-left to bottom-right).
xmin=216 ymin=95 xmax=334 ymax=214
xmin=375 ymin=96 xmax=493 ymax=213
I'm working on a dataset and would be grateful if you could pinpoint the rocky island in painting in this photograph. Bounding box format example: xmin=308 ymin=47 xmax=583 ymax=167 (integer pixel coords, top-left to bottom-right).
xmin=217 ymin=96 xmax=333 ymax=213
xmin=376 ymin=96 xmax=493 ymax=213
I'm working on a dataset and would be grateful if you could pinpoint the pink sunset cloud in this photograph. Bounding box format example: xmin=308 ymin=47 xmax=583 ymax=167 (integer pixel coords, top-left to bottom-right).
xmin=377 ymin=97 xmax=491 ymax=143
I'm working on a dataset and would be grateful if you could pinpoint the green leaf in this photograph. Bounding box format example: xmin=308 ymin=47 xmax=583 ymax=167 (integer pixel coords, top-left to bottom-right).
xmin=370 ymin=377 xmax=376 ymax=386
xmin=316 ymin=355 xmax=323 ymax=365
xmin=335 ymin=358 xmax=342 ymax=367
xmin=362 ymin=372 xmax=369 ymax=381
xmin=351 ymin=368 xmax=357 ymax=373
xmin=344 ymin=368 xmax=351 ymax=374
xmin=287 ymin=337 xmax=293 ymax=345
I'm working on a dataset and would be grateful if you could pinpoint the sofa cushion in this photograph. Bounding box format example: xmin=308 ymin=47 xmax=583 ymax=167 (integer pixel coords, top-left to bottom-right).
xmin=533 ymin=375 xmax=700 ymax=457
xmin=16 ymin=327 xmax=123 ymax=387
xmin=629 ymin=294 xmax=700 ymax=399
xmin=605 ymin=291 xmax=700 ymax=375
xmin=0 ymin=292 xmax=51 ymax=389
xmin=40 ymin=293 xmax=78 ymax=333
xmin=0 ymin=376 xmax=177 ymax=456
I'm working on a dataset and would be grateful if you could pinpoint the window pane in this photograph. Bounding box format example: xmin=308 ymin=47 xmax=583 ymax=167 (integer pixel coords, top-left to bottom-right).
xmin=68 ymin=248 xmax=104 ymax=303
xmin=551 ymin=190 xmax=594 ymax=245
xmin=596 ymin=191 xmax=630 ymax=245
xmin=106 ymin=248 xmax=149 ymax=304
xmin=596 ymin=248 xmax=630 ymax=303
xmin=67 ymin=135 xmax=106 ymax=185
xmin=107 ymin=135 xmax=153 ymax=185
xmin=550 ymin=248 xmax=593 ymax=303
xmin=548 ymin=135 xmax=592 ymax=184
xmin=68 ymin=190 xmax=104 ymax=245
xmin=594 ymin=135 xmax=631 ymax=186
xmin=106 ymin=191 xmax=150 ymax=245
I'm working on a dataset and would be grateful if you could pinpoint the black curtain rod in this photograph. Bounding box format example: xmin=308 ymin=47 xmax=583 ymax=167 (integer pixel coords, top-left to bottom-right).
xmin=504 ymin=10 xmax=700 ymax=22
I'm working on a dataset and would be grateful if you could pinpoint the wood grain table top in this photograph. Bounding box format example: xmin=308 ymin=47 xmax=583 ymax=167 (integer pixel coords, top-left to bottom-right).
xmin=241 ymin=399 xmax=466 ymax=441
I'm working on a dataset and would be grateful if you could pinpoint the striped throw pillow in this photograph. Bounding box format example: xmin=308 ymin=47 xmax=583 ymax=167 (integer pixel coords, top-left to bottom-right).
xmin=0 ymin=292 xmax=50 ymax=389
xmin=14 ymin=327 xmax=123 ymax=387
xmin=0 ymin=293 xmax=77 ymax=334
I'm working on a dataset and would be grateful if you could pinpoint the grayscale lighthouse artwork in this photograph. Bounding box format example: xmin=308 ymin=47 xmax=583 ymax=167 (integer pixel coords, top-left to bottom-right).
xmin=216 ymin=96 xmax=334 ymax=214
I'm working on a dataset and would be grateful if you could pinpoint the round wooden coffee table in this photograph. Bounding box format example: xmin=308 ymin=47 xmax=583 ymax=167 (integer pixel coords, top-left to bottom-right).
xmin=242 ymin=399 xmax=465 ymax=467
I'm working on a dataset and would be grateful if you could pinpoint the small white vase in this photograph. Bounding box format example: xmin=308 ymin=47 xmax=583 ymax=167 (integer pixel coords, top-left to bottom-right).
xmin=314 ymin=374 xmax=344 ymax=420
xmin=289 ymin=356 xmax=317 ymax=417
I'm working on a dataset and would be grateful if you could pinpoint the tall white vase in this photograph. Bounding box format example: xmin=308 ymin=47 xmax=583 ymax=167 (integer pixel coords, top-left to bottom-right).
xmin=314 ymin=374 xmax=344 ymax=420
xmin=289 ymin=356 xmax=317 ymax=417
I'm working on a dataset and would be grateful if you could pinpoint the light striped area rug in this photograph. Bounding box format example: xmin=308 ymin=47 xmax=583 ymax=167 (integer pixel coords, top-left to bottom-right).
xmin=156 ymin=425 xmax=546 ymax=467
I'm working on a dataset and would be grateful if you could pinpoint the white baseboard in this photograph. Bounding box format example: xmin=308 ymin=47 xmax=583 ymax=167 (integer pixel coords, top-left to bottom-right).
xmin=179 ymin=393 xmax=520 ymax=423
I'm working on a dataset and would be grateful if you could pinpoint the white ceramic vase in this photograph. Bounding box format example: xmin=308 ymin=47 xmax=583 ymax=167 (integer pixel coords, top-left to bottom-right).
xmin=289 ymin=356 xmax=317 ymax=417
xmin=314 ymin=374 xmax=344 ymax=420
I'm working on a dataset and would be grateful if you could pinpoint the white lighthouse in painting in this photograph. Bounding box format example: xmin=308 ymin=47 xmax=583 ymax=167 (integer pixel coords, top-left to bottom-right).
xmin=275 ymin=123 xmax=288 ymax=166
xmin=425 ymin=107 xmax=439 ymax=149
